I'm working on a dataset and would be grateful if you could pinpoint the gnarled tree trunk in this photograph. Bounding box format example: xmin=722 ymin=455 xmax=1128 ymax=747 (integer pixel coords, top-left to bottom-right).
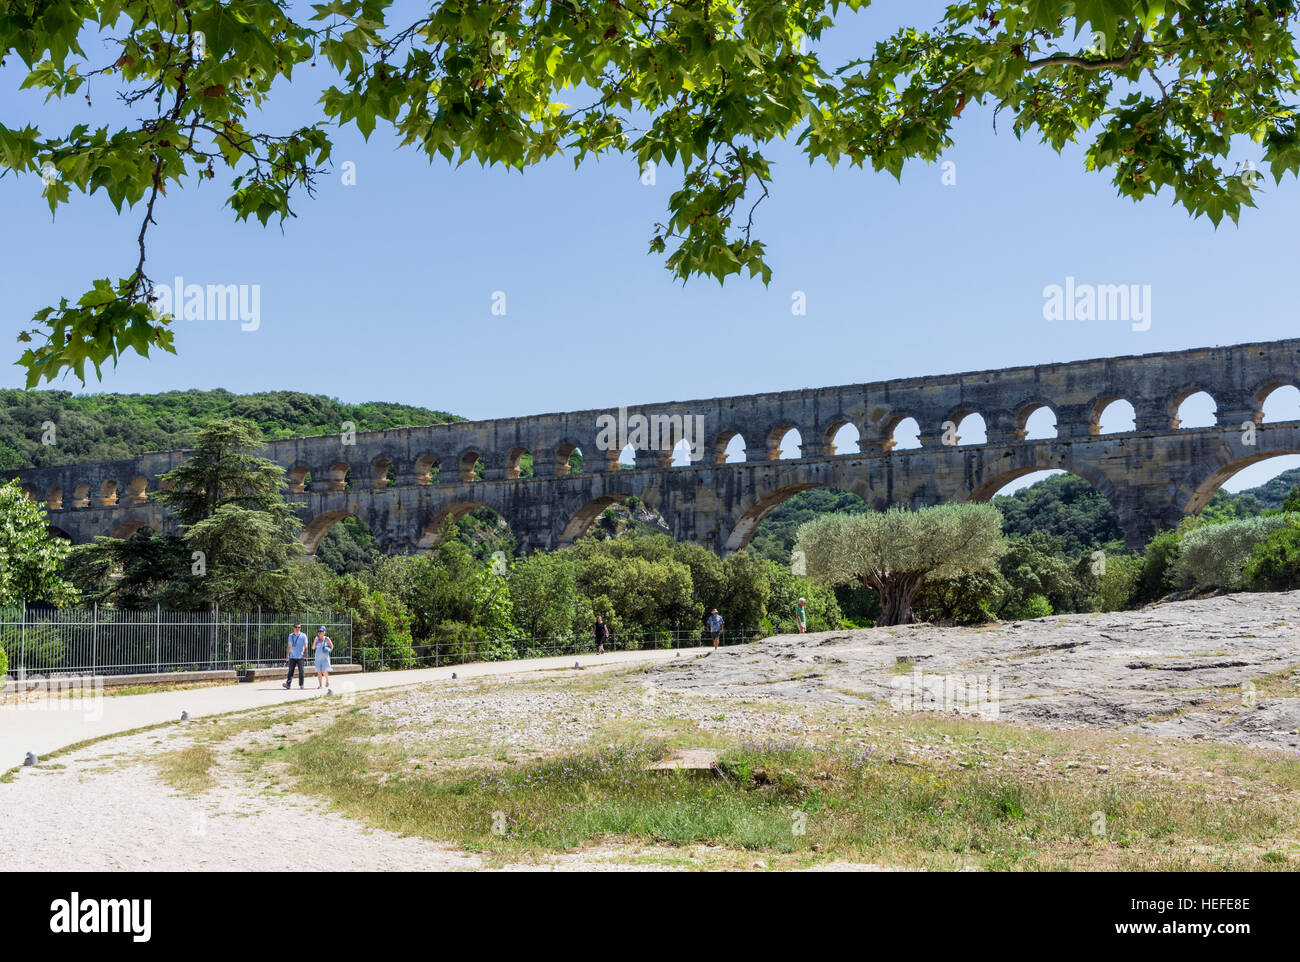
xmin=870 ymin=573 xmax=925 ymax=627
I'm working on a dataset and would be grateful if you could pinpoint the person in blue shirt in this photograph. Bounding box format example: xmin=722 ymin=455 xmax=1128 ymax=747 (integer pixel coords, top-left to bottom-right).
xmin=312 ymin=626 xmax=334 ymax=692
xmin=706 ymin=609 xmax=724 ymax=650
xmin=284 ymin=623 xmax=308 ymax=689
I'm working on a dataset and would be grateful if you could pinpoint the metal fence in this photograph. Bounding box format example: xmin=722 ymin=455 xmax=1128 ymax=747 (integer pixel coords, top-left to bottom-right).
xmin=396 ymin=627 xmax=769 ymax=672
xmin=0 ymin=606 xmax=353 ymax=677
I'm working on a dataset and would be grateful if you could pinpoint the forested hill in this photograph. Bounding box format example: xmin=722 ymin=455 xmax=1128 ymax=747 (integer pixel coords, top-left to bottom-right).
xmin=0 ymin=389 xmax=461 ymax=470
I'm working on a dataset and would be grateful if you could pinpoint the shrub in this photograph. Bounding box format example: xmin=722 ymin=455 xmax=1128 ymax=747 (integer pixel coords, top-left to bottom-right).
xmin=1003 ymin=593 xmax=1053 ymax=620
xmin=1174 ymin=515 xmax=1291 ymax=592
xmin=0 ymin=644 xmax=7 ymax=684
xmin=914 ymin=571 xmax=1003 ymax=625
xmin=1092 ymin=554 xmax=1143 ymax=611
xmin=1243 ymin=520 xmax=1300 ymax=591
xmin=1130 ymin=524 xmax=1194 ymax=605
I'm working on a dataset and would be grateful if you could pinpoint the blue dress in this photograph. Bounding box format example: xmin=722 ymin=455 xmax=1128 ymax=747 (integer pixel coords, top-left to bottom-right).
xmin=314 ymin=638 xmax=332 ymax=672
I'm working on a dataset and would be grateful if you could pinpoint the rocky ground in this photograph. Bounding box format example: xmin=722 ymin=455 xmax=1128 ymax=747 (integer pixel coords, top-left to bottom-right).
xmin=643 ymin=591 xmax=1300 ymax=752
xmin=5 ymin=592 xmax=1298 ymax=871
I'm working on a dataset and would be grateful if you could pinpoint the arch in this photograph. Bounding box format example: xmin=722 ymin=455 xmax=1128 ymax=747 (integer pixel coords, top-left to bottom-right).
xmin=617 ymin=442 xmax=637 ymax=469
xmin=710 ymin=428 xmax=746 ymax=464
xmin=417 ymin=501 xmax=490 ymax=549
xmin=287 ymin=464 xmax=310 ymax=493
xmin=457 ymin=450 xmax=484 ymax=482
xmin=109 ymin=520 xmax=149 ymax=539
xmin=46 ymin=525 xmax=73 ymax=542
xmin=19 ymin=485 xmax=37 ymax=502
xmin=45 ymin=485 xmax=63 ymax=510
xmin=71 ymin=482 xmax=90 ymax=509
xmin=1171 ymin=389 xmax=1217 ymax=429
xmin=972 ymin=469 xmax=1067 ymax=501
xmin=945 ymin=411 xmax=987 ymax=446
xmin=1258 ymin=384 xmax=1300 ymax=423
xmin=370 ymin=457 xmax=393 ymax=489
xmin=554 ymin=440 xmax=586 ymax=475
xmin=1185 ymin=450 xmax=1300 ymax=515
xmin=97 ymin=479 xmax=119 ymax=506
xmin=669 ymin=438 xmax=699 ymax=467
xmin=773 ymin=426 xmax=803 ymax=460
xmin=1014 ymin=402 xmax=1058 ymax=440
xmin=1092 ymin=398 xmax=1136 ymax=435
xmin=300 ymin=510 xmax=354 ymax=556
xmin=765 ymin=423 xmax=800 ymax=460
xmin=411 ymin=454 xmax=440 ymax=485
xmin=823 ymin=417 xmax=861 ymax=456
xmin=559 ymin=494 xmax=637 ymax=543
xmin=885 ymin=416 xmax=921 ymax=451
xmin=125 ymin=476 xmax=149 ymax=505
xmin=965 ymin=456 xmax=1123 ymax=512
xmin=324 ymin=461 xmax=351 ymax=492
xmin=506 ymin=446 xmax=531 ymax=479
xmin=724 ymin=482 xmax=824 ymax=552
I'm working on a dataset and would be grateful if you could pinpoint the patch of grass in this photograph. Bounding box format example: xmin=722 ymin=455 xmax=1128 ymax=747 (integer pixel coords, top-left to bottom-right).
xmin=156 ymin=745 xmax=217 ymax=793
xmin=264 ymin=713 xmax=1297 ymax=870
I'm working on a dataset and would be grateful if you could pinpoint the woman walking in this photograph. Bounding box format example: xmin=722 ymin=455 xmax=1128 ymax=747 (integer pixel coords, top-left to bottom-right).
xmin=312 ymin=626 xmax=334 ymax=692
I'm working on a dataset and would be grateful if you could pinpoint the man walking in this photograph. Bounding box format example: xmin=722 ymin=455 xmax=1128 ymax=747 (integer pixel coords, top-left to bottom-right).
xmin=706 ymin=609 xmax=724 ymax=650
xmin=284 ymin=622 xmax=308 ymax=689
xmin=594 ymin=615 xmax=609 ymax=655
xmin=795 ymin=597 xmax=808 ymax=634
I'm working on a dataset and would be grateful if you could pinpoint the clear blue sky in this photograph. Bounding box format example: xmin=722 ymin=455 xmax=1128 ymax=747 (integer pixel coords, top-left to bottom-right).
xmin=3 ymin=3 xmax=1298 ymax=492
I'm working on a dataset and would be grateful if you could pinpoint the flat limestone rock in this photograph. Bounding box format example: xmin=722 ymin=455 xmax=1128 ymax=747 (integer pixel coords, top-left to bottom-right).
xmin=647 ymin=748 xmax=719 ymax=772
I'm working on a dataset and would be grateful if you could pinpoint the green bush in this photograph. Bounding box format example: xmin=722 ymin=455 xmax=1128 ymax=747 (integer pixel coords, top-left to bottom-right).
xmin=0 ymin=645 xmax=8 ymax=684
xmin=1243 ymin=519 xmax=1300 ymax=591
xmin=1092 ymin=554 xmax=1143 ymax=611
xmin=1130 ymin=525 xmax=1192 ymax=605
xmin=1003 ymin=593 xmax=1053 ymax=620
xmin=1174 ymin=515 xmax=1290 ymax=592
xmin=914 ymin=571 xmax=1003 ymax=625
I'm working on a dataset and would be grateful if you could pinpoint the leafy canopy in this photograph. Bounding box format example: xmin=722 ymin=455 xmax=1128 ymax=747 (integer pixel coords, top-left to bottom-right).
xmin=6 ymin=0 xmax=1299 ymax=383
xmin=0 ymin=478 xmax=80 ymax=606
xmin=795 ymin=502 xmax=1005 ymax=624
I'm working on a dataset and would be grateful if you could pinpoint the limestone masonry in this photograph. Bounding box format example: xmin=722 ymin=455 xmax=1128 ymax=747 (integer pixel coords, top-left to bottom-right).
xmin=6 ymin=337 xmax=1299 ymax=556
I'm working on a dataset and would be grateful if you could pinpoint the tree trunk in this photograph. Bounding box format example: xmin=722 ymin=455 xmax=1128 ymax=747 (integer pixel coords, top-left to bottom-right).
xmin=876 ymin=575 xmax=923 ymax=627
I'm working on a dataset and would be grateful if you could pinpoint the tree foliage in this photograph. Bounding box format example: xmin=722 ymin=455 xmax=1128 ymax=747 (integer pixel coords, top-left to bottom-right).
xmin=0 ymin=387 xmax=458 ymax=472
xmin=1174 ymin=513 xmax=1291 ymax=591
xmin=1243 ymin=517 xmax=1300 ymax=591
xmin=796 ymin=503 xmax=1005 ymax=625
xmin=7 ymin=1 xmax=1300 ymax=382
xmin=0 ymin=478 xmax=79 ymax=607
xmin=67 ymin=418 xmax=303 ymax=608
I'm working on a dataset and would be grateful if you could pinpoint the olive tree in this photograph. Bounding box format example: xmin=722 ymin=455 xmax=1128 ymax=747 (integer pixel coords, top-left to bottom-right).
xmin=1174 ymin=514 xmax=1290 ymax=591
xmin=795 ymin=503 xmax=1005 ymax=626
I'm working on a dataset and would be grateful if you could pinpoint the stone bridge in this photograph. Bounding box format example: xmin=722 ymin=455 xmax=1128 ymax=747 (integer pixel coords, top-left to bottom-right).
xmin=6 ymin=338 xmax=1300 ymax=556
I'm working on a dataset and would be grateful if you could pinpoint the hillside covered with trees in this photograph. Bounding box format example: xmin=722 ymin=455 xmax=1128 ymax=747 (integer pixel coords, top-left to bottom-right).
xmin=0 ymin=388 xmax=460 ymax=470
